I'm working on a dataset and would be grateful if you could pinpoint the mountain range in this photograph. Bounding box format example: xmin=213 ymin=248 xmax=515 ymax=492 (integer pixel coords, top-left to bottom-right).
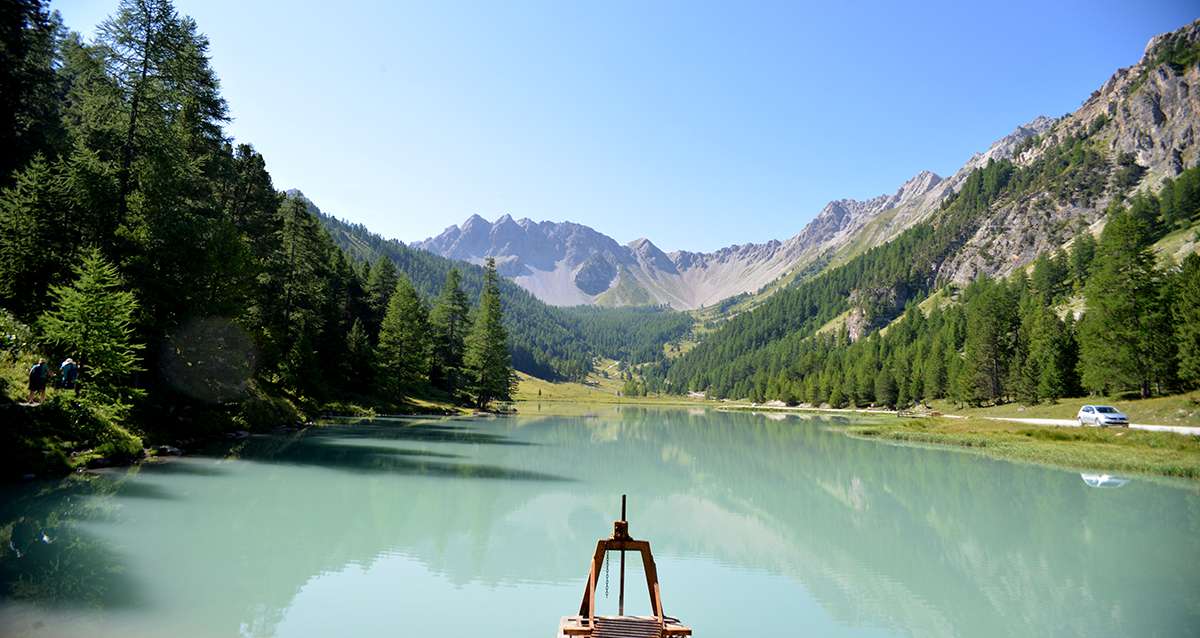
xmin=413 ymin=118 xmax=1057 ymax=309
xmin=414 ymin=21 xmax=1198 ymax=311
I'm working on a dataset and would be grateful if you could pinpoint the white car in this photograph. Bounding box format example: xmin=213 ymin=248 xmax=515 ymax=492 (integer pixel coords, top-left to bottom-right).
xmin=1077 ymin=405 xmax=1129 ymax=427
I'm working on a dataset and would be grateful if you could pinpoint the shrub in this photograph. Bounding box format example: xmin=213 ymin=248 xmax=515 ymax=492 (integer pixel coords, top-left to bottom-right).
xmin=236 ymin=389 xmax=302 ymax=431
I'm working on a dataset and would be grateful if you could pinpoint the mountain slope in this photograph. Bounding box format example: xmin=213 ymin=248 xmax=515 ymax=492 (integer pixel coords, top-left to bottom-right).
xmin=294 ymin=192 xmax=691 ymax=380
xmin=663 ymin=20 xmax=1200 ymax=396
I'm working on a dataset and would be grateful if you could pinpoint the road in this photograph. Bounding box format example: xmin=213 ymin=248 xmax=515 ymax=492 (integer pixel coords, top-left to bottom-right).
xmin=983 ymin=417 xmax=1200 ymax=436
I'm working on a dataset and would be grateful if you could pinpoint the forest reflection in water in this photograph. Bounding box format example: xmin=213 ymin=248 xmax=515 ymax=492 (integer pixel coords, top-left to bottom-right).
xmin=0 ymin=406 xmax=1197 ymax=637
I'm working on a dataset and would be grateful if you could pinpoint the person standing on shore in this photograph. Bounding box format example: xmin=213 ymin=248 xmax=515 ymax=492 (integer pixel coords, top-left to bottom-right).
xmin=27 ymin=359 xmax=48 ymax=404
xmin=59 ymin=357 xmax=78 ymax=392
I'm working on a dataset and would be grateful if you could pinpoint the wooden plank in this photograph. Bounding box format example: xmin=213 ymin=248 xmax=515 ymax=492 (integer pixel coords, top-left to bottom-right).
xmin=560 ymin=615 xmax=692 ymax=638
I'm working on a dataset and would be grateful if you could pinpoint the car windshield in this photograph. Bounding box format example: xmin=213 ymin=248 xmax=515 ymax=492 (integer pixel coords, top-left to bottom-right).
xmin=1096 ymin=407 xmax=1118 ymax=413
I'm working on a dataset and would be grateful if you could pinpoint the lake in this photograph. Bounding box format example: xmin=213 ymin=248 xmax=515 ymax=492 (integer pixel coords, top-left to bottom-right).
xmin=1 ymin=406 xmax=1197 ymax=637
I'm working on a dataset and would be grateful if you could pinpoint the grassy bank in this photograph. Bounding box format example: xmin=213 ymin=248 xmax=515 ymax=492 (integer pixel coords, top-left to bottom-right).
xmin=847 ymin=418 xmax=1200 ymax=479
xmin=1 ymin=354 xmax=465 ymax=480
xmin=924 ymin=393 xmax=1200 ymax=427
xmin=513 ymin=368 xmax=704 ymax=407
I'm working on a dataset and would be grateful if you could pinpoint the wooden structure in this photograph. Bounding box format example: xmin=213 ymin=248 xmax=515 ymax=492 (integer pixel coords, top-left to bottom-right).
xmin=557 ymin=496 xmax=692 ymax=637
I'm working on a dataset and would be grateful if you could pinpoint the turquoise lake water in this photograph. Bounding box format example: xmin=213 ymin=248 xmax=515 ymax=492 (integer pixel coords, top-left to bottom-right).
xmin=1 ymin=406 xmax=1197 ymax=637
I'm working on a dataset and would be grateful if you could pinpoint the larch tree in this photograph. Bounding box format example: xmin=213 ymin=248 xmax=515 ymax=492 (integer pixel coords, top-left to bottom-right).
xmin=364 ymin=256 xmax=398 ymax=332
xmin=463 ymin=258 xmax=515 ymax=409
xmin=38 ymin=248 xmax=143 ymax=403
xmin=961 ymin=279 xmax=1017 ymax=404
xmin=1174 ymin=253 xmax=1200 ymax=387
xmin=375 ymin=274 xmax=431 ymax=394
xmin=97 ymin=0 xmax=227 ymax=217
xmin=0 ymin=155 xmax=79 ymax=317
xmin=1069 ymin=232 xmax=1096 ymax=289
xmin=1078 ymin=212 xmax=1173 ymax=397
xmin=429 ymin=268 xmax=470 ymax=395
xmin=343 ymin=317 xmax=373 ymax=390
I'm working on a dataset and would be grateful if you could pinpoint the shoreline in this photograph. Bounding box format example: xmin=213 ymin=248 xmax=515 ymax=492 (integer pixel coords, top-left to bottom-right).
xmin=844 ymin=418 xmax=1200 ymax=481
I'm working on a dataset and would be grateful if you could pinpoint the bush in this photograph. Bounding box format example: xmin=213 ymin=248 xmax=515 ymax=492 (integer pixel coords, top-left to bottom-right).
xmin=0 ymin=308 xmax=32 ymax=362
xmin=0 ymin=395 xmax=144 ymax=477
xmin=235 ymin=389 xmax=302 ymax=431
xmin=94 ymin=423 xmax=144 ymax=461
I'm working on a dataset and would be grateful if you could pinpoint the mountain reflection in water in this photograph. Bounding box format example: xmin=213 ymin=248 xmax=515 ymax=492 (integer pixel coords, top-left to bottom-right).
xmin=0 ymin=406 xmax=1196 ymax=637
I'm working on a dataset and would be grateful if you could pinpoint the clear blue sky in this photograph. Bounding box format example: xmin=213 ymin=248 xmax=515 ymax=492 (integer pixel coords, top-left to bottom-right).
xmin=55 ymin=0 xmax=1198 ymax=252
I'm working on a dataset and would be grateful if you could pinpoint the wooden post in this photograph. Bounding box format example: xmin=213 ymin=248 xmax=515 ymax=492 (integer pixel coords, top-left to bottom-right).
xmin=619 ymin=495 xmax=626 ymax=616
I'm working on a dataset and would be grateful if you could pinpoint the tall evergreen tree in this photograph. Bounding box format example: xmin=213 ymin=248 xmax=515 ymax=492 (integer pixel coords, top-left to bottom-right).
xmin=0 ymin=0 xmax=64 ymax=181
xmin=429 ymin=268 xmax=470 ymax=394
xmin=873 ymin=367 xmax=897 ymax=408
xmin=364 ymin=256 xmax=398 ymax=332
xmin=1027 ymin=305 xmax=1073 ymax=402
xmin=343 ymin=317 xmax=373 ymax=390
xmin=463 ymin=258 xmax=515 ymax=409
xmin=97 ymin=0 xmax=227 ymax=218
xmin=1174 ymin=253 xmax=1200 ymax=387
xmin=1078 ymin=212 xmax=1173 ymax=397
xmin=0 ymin=155 xmax=80 ymax=317
xmin=264 ymin=197 xmax=335 ymax=391
xmin=961 ymin=279 xmax=1017 ymax=404
xmin=38 ymin=248 xmax=143 ymax=402
xmin=1030 ymin=251 xmax=1069 ymax=304
xmin=375 ymin=274 xmax=431 ymax=394
xmin=1069 ymin=232 xmax=1096 ymax=289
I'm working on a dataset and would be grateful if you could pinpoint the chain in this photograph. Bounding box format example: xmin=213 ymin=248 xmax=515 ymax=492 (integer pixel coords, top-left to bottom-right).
xmin=604 ymin=550 xmax=609 ymax=598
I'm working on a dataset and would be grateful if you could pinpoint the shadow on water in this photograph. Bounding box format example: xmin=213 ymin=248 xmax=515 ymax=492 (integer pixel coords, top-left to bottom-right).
xmin=109 ymin=480 xmax=178 ymax=501
xmin=0 ymin=477 xmax=146 ymax=611
xmin=246 ymin=436 xmax=572 ymax=482
xmin=308 ymin=421 xmax=538 ymax=447
xmin=135 ymin=458 xmax=231 ymax=477
xmin=0 ymin=419 xmax=560 ymax=616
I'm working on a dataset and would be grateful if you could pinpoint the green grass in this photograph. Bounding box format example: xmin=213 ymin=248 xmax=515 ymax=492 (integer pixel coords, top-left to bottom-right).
xmin=847 ymin=417 xmax=1200 ymax=479
xmin=594 ymin=268 xmax=655 ymax=306
xmin=514 ymin=363 xmax=705 ymax=408
xmin=927 ymin=392 xmax=1200 ymax=427
xmin=1151 ymin=223 xmax=1200 ymax=267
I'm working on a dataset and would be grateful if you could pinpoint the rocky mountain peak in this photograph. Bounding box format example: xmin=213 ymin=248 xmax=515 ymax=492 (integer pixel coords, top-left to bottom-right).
xmin=628 ymin=237 xmax=676 ymax=273
xmin=895 ymin=171 xmax=943 ymax=202
xmin=964 ymin=115 xmax=1057 ymax=171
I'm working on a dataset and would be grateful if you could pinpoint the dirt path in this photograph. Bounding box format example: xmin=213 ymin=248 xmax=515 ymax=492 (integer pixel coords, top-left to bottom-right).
xmin=983 ymin=416 xmax=1200 ymax=436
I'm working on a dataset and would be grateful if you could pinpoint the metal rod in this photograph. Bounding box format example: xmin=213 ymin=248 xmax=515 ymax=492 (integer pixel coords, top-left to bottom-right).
xmin=619 ymin=494 xmax=626 ymax=615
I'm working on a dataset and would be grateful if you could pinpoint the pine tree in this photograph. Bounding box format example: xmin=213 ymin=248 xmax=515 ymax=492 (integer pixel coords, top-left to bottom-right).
xmin=1078 ymin=212 xmax=1173 ymax=397
xmin=38 ymin=248 xmax=143 ymax=402
xmin=375 ymin=274 xmax=431 ymax=394
xmin=961 ymin=279 xmax=1017 ymax=404
xmin=874 ymin=368 xmax=897 ymax=408
xmin=364 ymin=256 xmax=398 ymax=331
xmin=429 ymin=268 xmax=470 ymax=394
xmin=1069 ymin=232 xmax=1096 ymax=289
xmin=463 ymin=258 xmax=515 ymax=409
xmin=922 ymin=339 xmax=947 ymax=402
xmin=1027 ymin=306 xmax=1072 ymax=402
xmin=0 ymin=155 xmax=80 ymax=317
xmin=1174 ymin=253 xmax=1200 ymax=387
xmin=343 ymin=317 xmax=373 ymax=390
xmin=1030 ymin=251 xmax=1069 ymax=304
xmin=1010 ymin=303 xmax=1040 ymax=405
xmin=98 ymin=0 xmax=228 ymax=218
xmin=267 ymin=197 xmax=333 ymax=390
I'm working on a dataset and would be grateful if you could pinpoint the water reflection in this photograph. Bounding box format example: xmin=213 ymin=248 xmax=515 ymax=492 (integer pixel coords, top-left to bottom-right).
xmin=0 ymin=407 xmax=1197 ymax=637
xmin=1079 ymin=473 xmax=1131 ymax=488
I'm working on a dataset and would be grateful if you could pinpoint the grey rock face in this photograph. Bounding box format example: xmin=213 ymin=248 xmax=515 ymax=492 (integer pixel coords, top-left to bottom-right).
xmin=942 ymin=19 xmax=1200 ymax=285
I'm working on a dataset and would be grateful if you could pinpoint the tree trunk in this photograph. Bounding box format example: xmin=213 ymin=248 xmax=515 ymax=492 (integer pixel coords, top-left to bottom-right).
xmin=117 ymin=4 xmax=155 ymax=220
